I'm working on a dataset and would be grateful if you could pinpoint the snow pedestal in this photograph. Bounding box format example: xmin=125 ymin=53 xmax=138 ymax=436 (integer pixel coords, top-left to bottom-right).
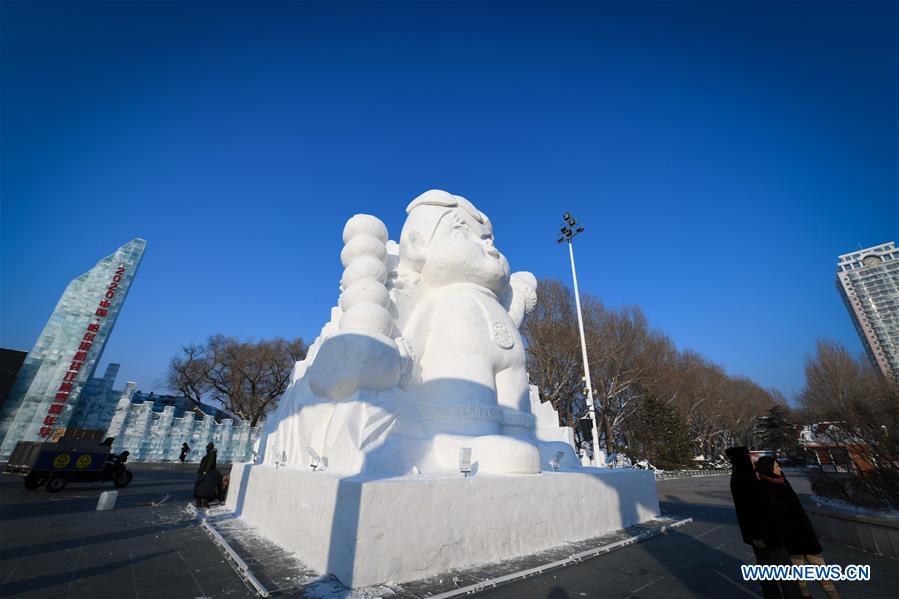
xmin=226 ymin=462 xmax=660 ymax=588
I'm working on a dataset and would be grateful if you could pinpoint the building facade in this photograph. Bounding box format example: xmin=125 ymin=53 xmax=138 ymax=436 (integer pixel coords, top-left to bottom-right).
xmin=0 ymin=239 xmax=146 ymax=459
xmin=836 ymin=242 xmax=899 ymax=381
xmin=0 ymin=348 xmax=27 ymax=413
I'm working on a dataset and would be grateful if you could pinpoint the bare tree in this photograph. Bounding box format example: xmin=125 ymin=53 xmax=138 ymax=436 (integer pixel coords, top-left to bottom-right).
xmin=585 ymin=303 xmax=652 ymax=454
xmin=523 ymin=279 xmax=585 ymax=432
xmin=800 ymin=340 xmax=899 ymax=509
xmin=524 ymin=277 xmax=782 ymax=464
xmin=798 ymin=340 xmax=866 ymax=415
xmin=167 ymin=335 xmax=307 ymax=426
xmin=166 ymin=343 xmax=210 ymax=409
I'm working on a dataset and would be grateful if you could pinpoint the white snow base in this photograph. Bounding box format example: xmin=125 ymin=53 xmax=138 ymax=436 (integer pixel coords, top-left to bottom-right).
xmin=226 ymin=462 xmax=660 ymax=588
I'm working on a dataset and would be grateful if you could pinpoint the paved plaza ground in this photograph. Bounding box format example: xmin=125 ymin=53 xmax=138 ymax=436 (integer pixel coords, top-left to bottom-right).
xmin=0 ymin=464 xmax=895 ymax=598
xmin=477 ymin=471 xmax=898 ymax=599
xmin=0 ymin=463 xmax=253 ymax=599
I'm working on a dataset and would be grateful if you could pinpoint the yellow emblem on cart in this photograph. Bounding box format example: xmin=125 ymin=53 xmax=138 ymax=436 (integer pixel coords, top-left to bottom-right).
xmin=53 ymin=454 xmax=71 ymax=469
xmin=76 ymin=454 xmax=92 ymax=469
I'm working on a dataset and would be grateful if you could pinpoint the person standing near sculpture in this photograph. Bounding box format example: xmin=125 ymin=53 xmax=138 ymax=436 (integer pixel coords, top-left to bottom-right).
xmin=726 ymin=446 xmax=801 ymax=599
xmin=194 ymin=443 xmax=221 ymax=508
xmin=198 ymin=442 xmax=216 ymax=475
xmin=755 ymin=456 xmax=840 ymax=599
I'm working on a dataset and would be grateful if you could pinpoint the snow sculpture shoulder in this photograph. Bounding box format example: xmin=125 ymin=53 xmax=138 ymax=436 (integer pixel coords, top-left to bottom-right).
xmin=259 ymin=190 xmax=574 ymax=475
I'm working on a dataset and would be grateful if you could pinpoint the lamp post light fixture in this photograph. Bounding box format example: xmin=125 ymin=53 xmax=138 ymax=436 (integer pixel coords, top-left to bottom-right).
xmin=557 ymin=212 xmax=602 ymax=467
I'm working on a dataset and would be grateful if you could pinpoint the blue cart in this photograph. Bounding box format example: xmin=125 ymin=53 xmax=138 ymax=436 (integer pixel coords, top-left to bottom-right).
xmin=4 ymin=439 xmax=132 ymax=493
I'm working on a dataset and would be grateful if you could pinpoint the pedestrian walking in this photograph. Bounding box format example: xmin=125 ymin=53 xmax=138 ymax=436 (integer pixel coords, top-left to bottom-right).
xmin=179 ymin=442 xmax=190 ymax=463
xmin=755 ymin=455 xmax=840 ymax=599
xmin=726 ymin=446 xmax=802 ymax=599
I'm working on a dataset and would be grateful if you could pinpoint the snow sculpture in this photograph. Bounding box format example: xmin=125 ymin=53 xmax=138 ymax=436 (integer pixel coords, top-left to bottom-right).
xmin=259 ymin=189 xmax=576 ymax=475
xmin=230 ymin=190 xmax=660 ymax=589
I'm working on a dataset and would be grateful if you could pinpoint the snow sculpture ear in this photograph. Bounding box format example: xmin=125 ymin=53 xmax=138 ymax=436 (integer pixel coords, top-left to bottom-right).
xmin=402 ymin=229 xmax=428 ymax=271
xmin=399 ymin=189 xmax=459 ymax=273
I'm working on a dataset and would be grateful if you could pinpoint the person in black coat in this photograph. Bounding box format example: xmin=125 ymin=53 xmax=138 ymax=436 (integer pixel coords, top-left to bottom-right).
xmin=194 ymin=469 xmax=224 ymax=507
xmin=179 ymin=443 xmax=190 ymax=463
xmin=755 ymin=456 xmax=839 ymax=599
xmin=194 ymin=443 xmax=221 ymax=508
xmin=198 ymin=443 xmax=217 ymax=475
xmin=726 ymin=447 xmax=801 ymax=599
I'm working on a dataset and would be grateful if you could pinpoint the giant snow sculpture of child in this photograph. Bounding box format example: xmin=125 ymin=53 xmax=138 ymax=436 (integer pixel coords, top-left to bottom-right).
xmin=259 ymin=190 xmax=562 ymax=475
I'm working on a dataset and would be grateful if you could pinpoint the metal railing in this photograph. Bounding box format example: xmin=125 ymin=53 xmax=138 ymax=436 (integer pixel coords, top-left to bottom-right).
xmin=654 ymin=468 xmax=731 ymax=480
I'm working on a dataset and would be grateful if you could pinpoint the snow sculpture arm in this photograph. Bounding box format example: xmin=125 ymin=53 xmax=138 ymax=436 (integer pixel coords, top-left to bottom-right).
xmin=507 ymin=271 xmax=538 ymax=329
xmin=306 ymin=215 xmax=406 ymax=401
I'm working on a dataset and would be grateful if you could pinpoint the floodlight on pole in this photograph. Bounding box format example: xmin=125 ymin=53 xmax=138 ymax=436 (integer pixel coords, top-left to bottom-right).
xmin=557 ymin=212 xmax=602 ymax=467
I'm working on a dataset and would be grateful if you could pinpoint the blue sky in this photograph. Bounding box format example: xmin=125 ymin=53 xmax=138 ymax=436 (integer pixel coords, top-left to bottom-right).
xmin=1 ymin=1 xmax=896 ymax=400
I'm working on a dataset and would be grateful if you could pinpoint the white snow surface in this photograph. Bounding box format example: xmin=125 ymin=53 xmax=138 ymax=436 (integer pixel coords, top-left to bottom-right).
xmin=227 ymin=461 xmax=660 ymax=588
xmin=811 ymin=495 xmax=899 ymax=519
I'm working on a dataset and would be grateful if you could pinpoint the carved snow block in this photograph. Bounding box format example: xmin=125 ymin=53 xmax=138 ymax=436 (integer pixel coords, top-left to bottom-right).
xmin=226 ymin=462 xmax=660 ymax=588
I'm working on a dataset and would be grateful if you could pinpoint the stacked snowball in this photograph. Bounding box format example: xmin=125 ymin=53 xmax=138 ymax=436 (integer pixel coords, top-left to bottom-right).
xmin=338 ymin=215 xmax=393 ymax=337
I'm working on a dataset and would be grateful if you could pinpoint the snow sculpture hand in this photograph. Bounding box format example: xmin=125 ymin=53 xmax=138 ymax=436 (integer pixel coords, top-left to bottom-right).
xmin=508 ymin=270 xmax=538 ymax=328
xmin=307 ymin=215 xmax=404 ymax=401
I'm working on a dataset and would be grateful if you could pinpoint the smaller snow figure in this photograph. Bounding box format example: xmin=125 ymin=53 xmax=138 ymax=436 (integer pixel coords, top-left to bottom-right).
xmin=579 ymin=448 xmax=591 ymax=467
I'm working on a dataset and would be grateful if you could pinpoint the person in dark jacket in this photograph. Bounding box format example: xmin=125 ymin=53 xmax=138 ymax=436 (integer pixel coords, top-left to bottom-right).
xmin=198 ymin=443 xmax=217 ymax=475
xmin=179 ymin=443 xmax=190 ymax=463
xmin=194 ymin=443 xmax=221 ymax=508
xmin=194 ymin=469 xmax=224 ymax=507
xmin=726 ymin=447 xmax=801 ymax=599
xmin=755 ymin=456 xmax=839 ymax=599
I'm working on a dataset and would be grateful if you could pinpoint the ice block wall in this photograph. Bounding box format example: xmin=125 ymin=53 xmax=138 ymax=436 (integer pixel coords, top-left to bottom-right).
xmin=106 ymin=400 xmax=260 ymax=463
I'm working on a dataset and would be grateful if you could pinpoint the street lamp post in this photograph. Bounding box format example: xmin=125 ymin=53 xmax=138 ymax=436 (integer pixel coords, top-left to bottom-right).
xmin=558 ymin=213 xmax=603 ymax=467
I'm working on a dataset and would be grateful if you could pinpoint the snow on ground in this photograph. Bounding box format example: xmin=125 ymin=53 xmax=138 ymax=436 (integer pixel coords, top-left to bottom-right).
xmin=811 ymin=495 xmax=899 ymax=519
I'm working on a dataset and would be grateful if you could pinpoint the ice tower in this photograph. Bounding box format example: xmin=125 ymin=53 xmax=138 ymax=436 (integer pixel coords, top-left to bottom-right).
xmin=0 ymin=238 xmax=146 ymax=459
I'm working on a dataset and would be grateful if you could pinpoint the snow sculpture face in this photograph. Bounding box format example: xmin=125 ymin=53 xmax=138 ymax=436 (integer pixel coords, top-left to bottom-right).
xmin=399 ymin=190 xmax=511 ymax=295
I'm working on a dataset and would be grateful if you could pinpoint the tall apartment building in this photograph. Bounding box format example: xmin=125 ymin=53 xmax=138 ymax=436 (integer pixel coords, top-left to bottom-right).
xmin=0 ymin=238 xmax=146 ymax=459
xmin=836 ymin=242 xmax=899 ymax=381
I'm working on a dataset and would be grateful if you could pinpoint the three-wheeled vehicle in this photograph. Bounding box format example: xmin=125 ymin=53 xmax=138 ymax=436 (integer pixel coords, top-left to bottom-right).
xmin=4 ymin=438 xmax=132 ymax=492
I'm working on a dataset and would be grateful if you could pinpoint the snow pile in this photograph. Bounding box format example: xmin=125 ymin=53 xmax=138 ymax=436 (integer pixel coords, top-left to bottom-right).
xmin=811 ymin=495 xmax=899 ymax=519
xmin=606 ymin=453 xmax=633 ymax=468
